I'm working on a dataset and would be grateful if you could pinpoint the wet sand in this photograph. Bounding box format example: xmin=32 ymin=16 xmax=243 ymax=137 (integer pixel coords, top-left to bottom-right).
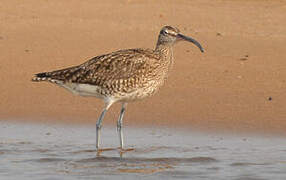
xmin=0 ymin=0 xmax=286 ymax=134
xmin=1 ymin=122 xmax=286 ymax=179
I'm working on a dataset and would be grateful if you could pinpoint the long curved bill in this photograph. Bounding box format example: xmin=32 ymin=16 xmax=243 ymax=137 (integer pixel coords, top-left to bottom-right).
xmin=177 ymin=34 xmax=204 ymax=53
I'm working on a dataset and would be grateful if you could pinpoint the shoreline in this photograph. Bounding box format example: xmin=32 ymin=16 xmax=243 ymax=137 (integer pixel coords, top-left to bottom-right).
xmin=1 ymin=0 xmax=285 ymax=135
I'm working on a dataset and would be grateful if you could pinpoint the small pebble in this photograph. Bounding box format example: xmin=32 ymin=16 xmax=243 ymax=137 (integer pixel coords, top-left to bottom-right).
xmin=239 ymin=55 xmax=249 ymax=61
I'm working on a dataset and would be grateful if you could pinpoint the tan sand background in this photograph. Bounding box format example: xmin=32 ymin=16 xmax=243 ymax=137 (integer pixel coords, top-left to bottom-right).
xmin=0 ymin=0 xmax=285 ymax=134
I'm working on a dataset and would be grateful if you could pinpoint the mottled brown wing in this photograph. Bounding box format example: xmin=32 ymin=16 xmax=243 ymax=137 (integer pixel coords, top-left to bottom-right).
xmin=35 ymin=49 xmax=160 ymax=88
xmin=74 ymin=49 xmax=161 ymax=87
xmin=76 ymin=49 xmax=159 ymax=83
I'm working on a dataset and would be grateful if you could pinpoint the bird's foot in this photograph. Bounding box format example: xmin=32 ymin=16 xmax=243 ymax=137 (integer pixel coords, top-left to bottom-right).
xmin=96 ymin=148 xmax=115 ymax=157
xmin=118 ymin=147 xmax=135 ymax=157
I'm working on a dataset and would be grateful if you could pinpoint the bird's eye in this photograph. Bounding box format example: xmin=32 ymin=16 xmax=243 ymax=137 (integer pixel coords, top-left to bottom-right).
xmin=161 ymin=30 xmax=168 ymax=35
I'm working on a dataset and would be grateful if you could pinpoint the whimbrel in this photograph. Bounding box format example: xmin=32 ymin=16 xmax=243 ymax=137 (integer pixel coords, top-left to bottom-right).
xmin=32 ymin=26 xmax=204 ymax=151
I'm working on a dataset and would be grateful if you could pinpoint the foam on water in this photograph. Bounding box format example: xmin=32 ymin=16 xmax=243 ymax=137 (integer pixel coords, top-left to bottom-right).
xmin=0 ymin=122 xmax=285 ymax=180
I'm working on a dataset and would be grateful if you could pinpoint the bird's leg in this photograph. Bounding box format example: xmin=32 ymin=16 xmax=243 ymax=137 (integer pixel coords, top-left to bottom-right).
xmin=117 ymin=103 xmax=127 ymax=150
xmin=95 ymin=108 xmax=107 ymax=151
xmin=95 ymin=101 xmax=114 ymax=151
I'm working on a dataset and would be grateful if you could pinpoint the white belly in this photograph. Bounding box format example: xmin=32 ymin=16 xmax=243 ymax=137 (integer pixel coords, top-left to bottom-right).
xmin=54 ymin=79 xmax=163 ymax=103
xmin=60 ymin=82 xmax=104 ymax=98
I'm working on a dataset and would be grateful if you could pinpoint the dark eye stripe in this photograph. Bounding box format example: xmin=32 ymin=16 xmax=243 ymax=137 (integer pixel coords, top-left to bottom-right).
xmin=160 ymin=30 xmax=167 ymax=34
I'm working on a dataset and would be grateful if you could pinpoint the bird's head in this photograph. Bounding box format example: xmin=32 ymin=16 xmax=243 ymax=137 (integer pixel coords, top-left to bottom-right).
xmin=157 ymin=26 xmax=204 ymax=53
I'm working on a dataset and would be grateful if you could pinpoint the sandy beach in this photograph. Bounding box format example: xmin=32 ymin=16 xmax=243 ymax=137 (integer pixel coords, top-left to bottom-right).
xmin=0 ymin=0 xmax=286 ymax=134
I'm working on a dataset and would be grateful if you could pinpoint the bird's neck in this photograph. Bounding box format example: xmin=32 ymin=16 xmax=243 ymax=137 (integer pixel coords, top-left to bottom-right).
xmin=155 ymin=42 xmax=173 ymax=61
xmin=155 ymin=42 xmax=174 ymax=71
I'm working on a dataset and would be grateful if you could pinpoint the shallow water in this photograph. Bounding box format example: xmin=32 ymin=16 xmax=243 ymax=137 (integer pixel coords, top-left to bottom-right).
xmin=0 ymin=122 xmax=285 ymax=180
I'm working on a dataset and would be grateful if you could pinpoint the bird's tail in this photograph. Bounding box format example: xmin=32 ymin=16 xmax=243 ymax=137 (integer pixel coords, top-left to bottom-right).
xmin=31 ymin=72 xmax=51 ymax=82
